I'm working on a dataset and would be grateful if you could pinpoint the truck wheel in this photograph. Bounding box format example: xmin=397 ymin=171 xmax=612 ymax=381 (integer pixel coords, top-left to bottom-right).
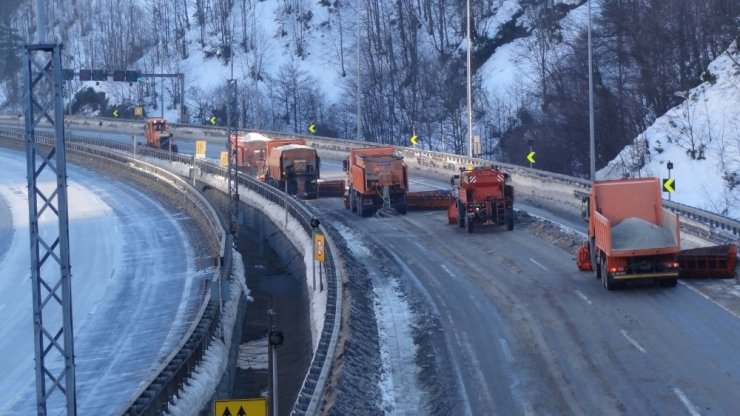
xmin=602 ymin=258 xmax=616 ymax=291
xmin=357 ymin=195 xmax=364 ymax=217
xmin=457 ymin=202 xmax=465 ymax=228
xmin=506 ymin=210 xmax=514 ymax=231
xmin=465 ymin=214 xmax=474 ymax=233
xmin=349 ymin=190 xmax=356 ymax=212
xmin=591 ymin=240 xmax=600 ymax=279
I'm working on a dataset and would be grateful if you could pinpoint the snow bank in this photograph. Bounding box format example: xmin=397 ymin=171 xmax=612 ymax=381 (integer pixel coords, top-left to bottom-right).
xmin=165 ymin=249 xmax=248 ymax=416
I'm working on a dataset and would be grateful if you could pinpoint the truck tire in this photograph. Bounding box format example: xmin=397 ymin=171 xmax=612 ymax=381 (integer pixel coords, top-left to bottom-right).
xmin=602 ymin=258 xmax=616 ymax=291
xmin=349 ymin=190 xmax=356 ymax=212
xmin=457 ymin=202 xmax=465 ymax=228
xmin=506 ymin=210 xmax=514 ymax=231
xmin=357 ymin=195 xmax=365 ymax=217
xmin=465 ymin=214 xmax=474 ymax=233
xmin=591 ymin=240 xmax=600 ymax=279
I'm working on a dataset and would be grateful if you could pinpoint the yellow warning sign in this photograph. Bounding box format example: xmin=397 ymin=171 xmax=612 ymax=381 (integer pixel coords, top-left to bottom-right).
xmin=663 ymin=177 xmax=675 ymax=193
xmin=195 ymin=140 xmax=207 ymax=159
xmin=220 ymin=151 xmax=229 ymax=167
xmin=314 ymin=232 xmax=326 ymax=263
xmin=214 ymin=398 xmax=267 ymax=416
xmin=134 ymin=106 xmax=143 ymax=117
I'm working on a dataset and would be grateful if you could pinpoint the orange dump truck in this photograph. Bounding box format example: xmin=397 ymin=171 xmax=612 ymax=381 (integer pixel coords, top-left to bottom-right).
xmin=231 ymin=132 xmax=270 ymax=175
xmin=448 ymin=165 xmax=514 ymax=233
xmin=264 ymin=138 xmax=320 ymax=199
xmin=343 ymin=146 xmax=408 ymax=216
xmin=144 ymin=118 xmax=178 ymax=152
xmin=578 ymin=178 xmax=681 ymax=290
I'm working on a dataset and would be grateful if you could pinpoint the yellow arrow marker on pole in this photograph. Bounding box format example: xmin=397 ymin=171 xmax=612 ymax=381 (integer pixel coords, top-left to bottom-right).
xmin=663 ymin=177 xmax=675 ymax=193
xmin=410 ymin=134 xmax=417 ymax=145
xmin=113 ymin=109 xmax=119 ymax=118
xmin=210 ymin=116 xmax=217 ymax=125
xmin=527 ymin=151 xmax=536 ymax=164
xmin=309 ymin=124 xmax=316 ymax=134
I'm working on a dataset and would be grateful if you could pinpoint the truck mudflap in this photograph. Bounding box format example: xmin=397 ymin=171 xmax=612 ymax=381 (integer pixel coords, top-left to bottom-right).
xmin=407 ymin=190 xmax=450 ymax=211
xmin=678 ymin=244 xmax=737 ymax=278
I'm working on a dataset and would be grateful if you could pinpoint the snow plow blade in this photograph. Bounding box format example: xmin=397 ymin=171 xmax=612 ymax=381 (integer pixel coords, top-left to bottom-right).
xmin=406 ymin=190 xmax=451 ymax=211
xmin=678 ymin=244 xmax=737 ymax=278
xmin=576 ymin=243 xmax=593 ymax=271
xmin=317 ymin=179 xmax=346 ymax=197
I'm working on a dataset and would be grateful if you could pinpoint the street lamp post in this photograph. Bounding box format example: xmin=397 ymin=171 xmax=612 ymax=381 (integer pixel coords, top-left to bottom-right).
xmin=284 ymin=174 xmax=288 ymax=226
xmin=466 ymin=0 xmax=473 ymax=158
xmin=588 ymin=0 xmax=596 ymax=180
xmin=269 ymin=327 xmax=284 ymax=416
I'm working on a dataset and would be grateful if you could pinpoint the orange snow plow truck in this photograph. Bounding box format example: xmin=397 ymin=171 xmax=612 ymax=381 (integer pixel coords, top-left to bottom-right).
xmin=231 ymin=132 xmax=270 ymax=176
xmin=448 ymin=165 xmax=514 ymax=233
xmin=144 ymin=118 xmax=178 ymax=152
xmin=344 ymin=146 xmax=408 ymax=216
xmin=263 ymin=138 xmax=320 ymax=199
xmin=577 ymin=178 xmax=681 ymax=290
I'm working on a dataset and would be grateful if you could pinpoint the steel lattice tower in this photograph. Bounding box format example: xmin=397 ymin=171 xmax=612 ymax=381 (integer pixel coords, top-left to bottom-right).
xmin=23 ymin=44 xmax=77 ymax=415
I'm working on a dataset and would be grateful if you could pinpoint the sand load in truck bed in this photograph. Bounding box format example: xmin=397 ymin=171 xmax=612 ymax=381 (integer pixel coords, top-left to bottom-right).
xmin=611 ymin=217 xmax=677 ymax=251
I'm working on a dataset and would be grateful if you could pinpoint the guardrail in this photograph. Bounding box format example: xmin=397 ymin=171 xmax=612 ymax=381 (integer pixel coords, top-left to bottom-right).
xmin=0 ymin=127 xmax=229 ymax=415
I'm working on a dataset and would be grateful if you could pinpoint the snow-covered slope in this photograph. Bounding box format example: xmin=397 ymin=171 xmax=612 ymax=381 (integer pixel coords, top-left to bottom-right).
xmin=599 ymin=41 xmax=740 ymax=219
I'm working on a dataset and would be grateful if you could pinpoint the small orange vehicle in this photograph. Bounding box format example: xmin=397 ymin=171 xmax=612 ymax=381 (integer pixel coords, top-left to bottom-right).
xmin=230 ymin=132 xmax=270 ymax=175
xmin=343 ymin=146 xmax=408 ymax=216
xmin=263 ymin=138 xmax=320 ymax=199
xmin=448 ymin=165 xmax=514 ymax=233
xmin=144 ymin=118 xmax=177 ymax=152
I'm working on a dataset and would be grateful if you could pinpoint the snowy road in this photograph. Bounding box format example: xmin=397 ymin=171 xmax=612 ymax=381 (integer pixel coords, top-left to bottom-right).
xmin=312 ymin=174 xmax=740 ymax=415
xmin=0 ymin=147 xmax=205 ymax=414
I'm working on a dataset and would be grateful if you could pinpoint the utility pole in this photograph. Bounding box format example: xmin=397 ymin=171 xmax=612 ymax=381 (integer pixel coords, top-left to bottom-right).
xmin=356 ymin=0 xmax=362 ymax=141
xmin=588 ymin=0 xmax=596 ymax=180
xmin=466 ymin=0 xmax=473 ymax=158
xmin=26 ymin=4 xmax=77 ymax=412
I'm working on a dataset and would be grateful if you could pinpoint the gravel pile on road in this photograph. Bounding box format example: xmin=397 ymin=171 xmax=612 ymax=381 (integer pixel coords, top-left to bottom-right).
xmin=612 ymin=217 xmax=676 ymax=250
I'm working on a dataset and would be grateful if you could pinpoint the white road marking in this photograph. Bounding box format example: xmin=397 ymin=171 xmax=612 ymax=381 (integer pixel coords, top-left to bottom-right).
xmin=441 ymin=265 xmax=456 ymax=278
xmin=499 ymin=338 xmax=514 ymax=363
xmin=673 ymin=387 xmax=702 ymax=416
xmin=574 ymin=289 xmax=592 ymax=305
xmin=680 ymin=281 xmax=740 ymax=321
xmin=529 ymin=258 xmax=548 ymax=271
xmin=620 ymin=330 xmax=647 ymax=354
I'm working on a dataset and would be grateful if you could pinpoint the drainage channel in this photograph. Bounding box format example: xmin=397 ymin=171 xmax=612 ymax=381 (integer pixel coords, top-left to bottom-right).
xmin=201 ymin=189 xmax=313 ymax=415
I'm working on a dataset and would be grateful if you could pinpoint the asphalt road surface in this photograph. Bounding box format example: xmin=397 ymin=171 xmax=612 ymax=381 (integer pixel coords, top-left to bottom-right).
xmin=311 ymin=194 xmax=740 ymax=416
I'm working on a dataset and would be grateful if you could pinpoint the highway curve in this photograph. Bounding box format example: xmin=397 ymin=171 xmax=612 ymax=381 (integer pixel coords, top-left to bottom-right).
xmin=311 ymin=195 xmax=740 ymax=416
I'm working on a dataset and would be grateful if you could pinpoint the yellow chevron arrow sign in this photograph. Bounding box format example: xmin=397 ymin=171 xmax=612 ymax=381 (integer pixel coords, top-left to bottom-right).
xmin=410 ymin=134 xmax=417 ymax=145
xmin=527 ymin=151 xmax=536 ymax=164
xmin=663 ymin=177 xmax=675 ymax=193
xmin=210 ymin=116 xmax=217 ymax=125
xmin=309 ymin=124 xmax=316 ymax=134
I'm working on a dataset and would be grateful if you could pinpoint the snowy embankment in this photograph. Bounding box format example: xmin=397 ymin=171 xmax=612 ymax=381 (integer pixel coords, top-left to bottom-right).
xmin=599 ymin=42 xmax=740 ymax=220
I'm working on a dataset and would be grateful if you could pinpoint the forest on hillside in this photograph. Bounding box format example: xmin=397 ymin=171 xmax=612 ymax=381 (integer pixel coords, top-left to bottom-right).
xmin=0 ymin=0 xmax=738 ymax=176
